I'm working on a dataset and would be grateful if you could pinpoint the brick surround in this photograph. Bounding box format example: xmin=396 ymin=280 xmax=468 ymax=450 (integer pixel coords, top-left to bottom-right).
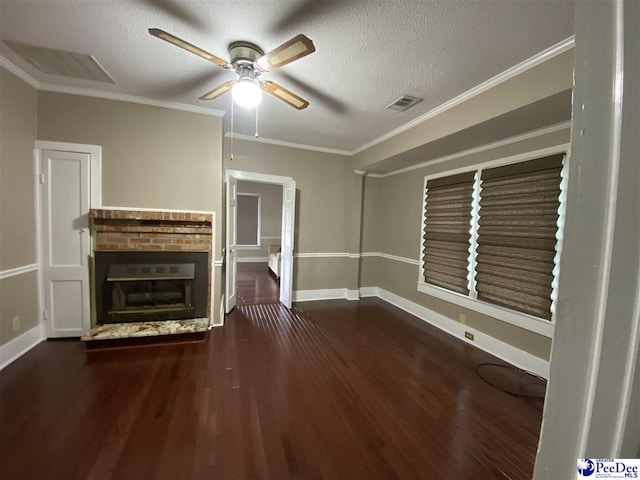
xmin=90 ymin=209 xmax=213 ymax=252
xmin=90 ymin=209 xmax=214 ymax=321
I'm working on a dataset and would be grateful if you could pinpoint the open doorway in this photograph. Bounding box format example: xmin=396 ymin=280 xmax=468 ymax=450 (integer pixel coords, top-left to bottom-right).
xmin=225 ymin=170 xmax=296 ymax=312
xmin=235 ymin=181 xmax=282 ymax=305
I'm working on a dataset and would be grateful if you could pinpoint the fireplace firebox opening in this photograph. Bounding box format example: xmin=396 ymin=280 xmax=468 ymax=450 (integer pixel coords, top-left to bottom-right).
xmin=95 ymin=252 xmax=208 ymax=324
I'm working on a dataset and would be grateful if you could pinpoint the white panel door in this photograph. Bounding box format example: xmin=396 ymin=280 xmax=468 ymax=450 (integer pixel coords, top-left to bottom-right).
xmin=42 ymin=150 xmax=91 ymax=337
xmin=279 ymin=181 xmax=296 ymax=308
xmin=225 ymin=174 xmax=238 ymax=313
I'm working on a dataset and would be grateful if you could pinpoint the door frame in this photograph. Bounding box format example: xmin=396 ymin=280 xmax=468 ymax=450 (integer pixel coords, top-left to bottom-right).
xmin=225 ymin=169 xmax=295 ymax=311
xmin=34 ymin=141 xmax=102 ymax=337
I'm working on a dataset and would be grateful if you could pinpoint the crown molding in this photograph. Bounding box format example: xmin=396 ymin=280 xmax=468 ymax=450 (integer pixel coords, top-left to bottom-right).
xmin=225 ymin=132 xmax=352 ymax=156
xmin=363 ymin=121 xmax=572 ymax=178
xmin=39 ymin=83 xmax=226 ymax=117
xmin=351 ymin=36 xmax=576 ymax=156
xmin=0 ymin=56 xmax=40 ymax=88
xmin=3 ymin=35 xmax=574 ymax=155
xmin=0 ymin=55 xmax=225 ymax=118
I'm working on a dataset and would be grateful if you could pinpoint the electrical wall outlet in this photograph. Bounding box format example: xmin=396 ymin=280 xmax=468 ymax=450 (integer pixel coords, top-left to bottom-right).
xmin=464 ymin=331 xmax=474 ymax=341
xmin=459 ymin=313 xmax=466 ymax=324
xmin=12 ymin=316 xmax=21 ymax=332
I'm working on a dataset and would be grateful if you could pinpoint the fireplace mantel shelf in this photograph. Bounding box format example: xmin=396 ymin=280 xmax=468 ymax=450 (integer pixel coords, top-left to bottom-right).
xmin=90 ymin=209 xmax=212 ymax=224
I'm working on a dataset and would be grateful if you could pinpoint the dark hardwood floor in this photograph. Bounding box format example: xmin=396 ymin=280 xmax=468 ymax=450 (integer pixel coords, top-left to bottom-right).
xmin=236 ymin=262 xmax=280 ymax=306
xmin=0 ymin=298 xmax=545 ymax=480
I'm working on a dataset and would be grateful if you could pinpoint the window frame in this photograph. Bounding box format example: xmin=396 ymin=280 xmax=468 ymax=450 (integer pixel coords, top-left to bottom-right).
xmin=417 ymin=144 xmax=570 ymax=338
xmin=236 ymin=193 xmax=261 ymax=249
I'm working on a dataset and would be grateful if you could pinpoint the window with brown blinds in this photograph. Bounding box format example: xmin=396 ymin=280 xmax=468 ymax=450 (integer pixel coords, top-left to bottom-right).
xmin=422 ymin=172 xmax=475 ymax=295
xmin=475 ymin=154 xmax=564 ymax=320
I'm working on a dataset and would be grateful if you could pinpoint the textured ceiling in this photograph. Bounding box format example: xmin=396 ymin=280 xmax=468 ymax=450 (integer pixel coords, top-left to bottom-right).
xmin=0 ymin=0 xmax=574 ymax=153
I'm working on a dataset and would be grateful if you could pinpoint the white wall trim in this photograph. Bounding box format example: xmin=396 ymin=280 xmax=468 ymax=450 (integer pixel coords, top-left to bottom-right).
xmin=290 ymin=285 xmax=549 ymax=377
xmin=210 ymin=211 xmax=216 ymax=327
xmin=41 ymin=82 xmax=226 ymax=118
xmin=345 ymin=289 xmax=360 ymax=301
xmin=0 ymin=56 xmax=40 ymax=88
xmin=418 ymin=282 xmax=554 ymax=338
xmin=361 ymin=251 xmax=420 ymax=266
xmin=421 ymin=143 xmax=571 ymax=184
xmin=226 ymin=169 xmax=294 ymax=186
xmin=359 ymin=286 xmax=380 ymax=297
xmin=0 ymin=325 xmax=44 ymax=371
xmin=293 ymin=288 xmax=354 ymax=302
xmin=294 ymin=252 xmax=350 ymax=259
xmin=4 ymin=35 xmax=573 ymax=160
xmin=352 ymin=36 xmax=575 ymax=156
xmin=360 ymin=287 xmax=550 ymax=378
xmin=225 ymin=132 xmax=351 ymax=157
xmin=362 ymin=121 xmax=572 ymax=178
xmin=0 ymin=263 xmax=38 ymax=281
xmin=97 ymin=205 xmax=215 ymax=214
xmin=1 ymin=55 xmax=225 ymax=118
xmin=360 ymin=251 xmax=554 ymax=337
xmin=237 ymin=256 xmax=269 ymax=263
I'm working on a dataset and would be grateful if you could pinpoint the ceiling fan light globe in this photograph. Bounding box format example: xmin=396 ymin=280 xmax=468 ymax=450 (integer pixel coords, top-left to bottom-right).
xmin=232 ymin=80 xmax=263 ymax=109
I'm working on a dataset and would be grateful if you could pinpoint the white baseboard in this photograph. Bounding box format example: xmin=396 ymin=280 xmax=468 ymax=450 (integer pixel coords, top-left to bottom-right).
xmin=0 ymin=324 xmax=44 ymax=371
xmin=293 ymin=288 xmax=354 ymax=302
xmin=362 ymin=287 xmax=549 ymax=379
xmin=345 ymin=289 xmax=360 ymax=301
xmin=237 ymin=257 xmax=268 ymax=263
xmin=359 ymin=286 xmax=380 ymax=297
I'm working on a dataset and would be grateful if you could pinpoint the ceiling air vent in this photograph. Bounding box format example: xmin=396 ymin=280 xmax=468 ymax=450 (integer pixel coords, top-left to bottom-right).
xmin=386 ymin=95 xmax=422 ymax=112
xmin=3 ymin=41 xmax=115 ymax=83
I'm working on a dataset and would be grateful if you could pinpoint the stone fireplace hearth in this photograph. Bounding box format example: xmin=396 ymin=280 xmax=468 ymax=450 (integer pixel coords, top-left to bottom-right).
xmin=82 ymin=208 xmax=213 ymax=345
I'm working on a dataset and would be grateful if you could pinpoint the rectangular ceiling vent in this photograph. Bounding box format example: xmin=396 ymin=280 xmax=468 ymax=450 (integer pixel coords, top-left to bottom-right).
xmin=3 ymin=41 xmax=115 ymax=83
xmin=386 ymin=95 xmax=422 ymax=112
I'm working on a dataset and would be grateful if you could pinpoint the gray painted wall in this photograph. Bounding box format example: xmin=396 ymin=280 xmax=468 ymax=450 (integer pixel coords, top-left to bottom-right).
xmin=360 ymin=129 xmax=571 ymax=361
xmin=0 ymin=67 xmax=39 ymax=346
xmin=224 ymin=138 xmax=358 ymax=291
xmin=36 ymin=91 xmax=225 ymax=323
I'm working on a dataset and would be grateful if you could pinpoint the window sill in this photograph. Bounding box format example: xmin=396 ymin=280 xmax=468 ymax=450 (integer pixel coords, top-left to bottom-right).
xmin=417 ymin=281 xmax=555 ymax=338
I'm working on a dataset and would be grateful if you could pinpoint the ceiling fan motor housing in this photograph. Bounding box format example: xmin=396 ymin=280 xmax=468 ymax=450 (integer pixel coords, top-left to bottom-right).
xmin=228 ymin=41 xmax=264 ymax=67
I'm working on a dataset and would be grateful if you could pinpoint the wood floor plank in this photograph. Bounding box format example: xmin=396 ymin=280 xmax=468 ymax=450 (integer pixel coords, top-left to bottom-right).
xmin=0 ymin=294 xmax=545 ymax=480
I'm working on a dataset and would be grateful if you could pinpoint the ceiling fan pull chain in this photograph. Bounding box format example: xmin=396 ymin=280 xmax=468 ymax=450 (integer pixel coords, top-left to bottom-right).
xmin=255 ymin=104 xmax=260 ymax=138
xmin=230 ymin=97 xmax=234 ymax=161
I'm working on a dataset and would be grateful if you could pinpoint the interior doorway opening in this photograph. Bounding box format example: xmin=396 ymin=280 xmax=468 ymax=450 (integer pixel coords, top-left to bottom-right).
xmin=225 ymin=170 xmax=296 ymax=313
xmin=235 ymin=180 xmax=283 ymax=306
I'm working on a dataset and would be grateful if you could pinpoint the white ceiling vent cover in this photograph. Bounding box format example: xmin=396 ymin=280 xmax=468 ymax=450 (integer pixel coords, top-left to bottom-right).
xmin=4 ymin=41 xmax=115 ymax=83
xmin=386 ymin=95 xmax=423 ymax=112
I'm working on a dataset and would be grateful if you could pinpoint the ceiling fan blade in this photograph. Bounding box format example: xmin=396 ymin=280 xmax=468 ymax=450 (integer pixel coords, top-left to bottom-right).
xmin=199 ymin=81 xmax=235 ymax=101
xmin=149 ymin=28 xmax=229 ymax=68
xmin=255 ymin=34 xmax=315 ymax=72
xmin=262 ymin=81 xmax=309 ymax=110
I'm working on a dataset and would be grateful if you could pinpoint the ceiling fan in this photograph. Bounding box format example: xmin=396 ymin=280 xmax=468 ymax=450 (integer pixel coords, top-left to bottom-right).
xmin=149 ymin=28 xmax=316 ymax=110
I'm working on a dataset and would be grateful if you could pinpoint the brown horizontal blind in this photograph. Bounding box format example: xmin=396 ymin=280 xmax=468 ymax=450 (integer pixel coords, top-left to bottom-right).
xmin=423 ymin=172 xmax=475 ymax=294
xmin=476 ymin=154 xmax=564 ymax=319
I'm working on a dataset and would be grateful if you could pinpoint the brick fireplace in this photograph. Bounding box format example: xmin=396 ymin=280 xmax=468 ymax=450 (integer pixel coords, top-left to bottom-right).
xmin=90 ymin=209 xmax=213 ymax=326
